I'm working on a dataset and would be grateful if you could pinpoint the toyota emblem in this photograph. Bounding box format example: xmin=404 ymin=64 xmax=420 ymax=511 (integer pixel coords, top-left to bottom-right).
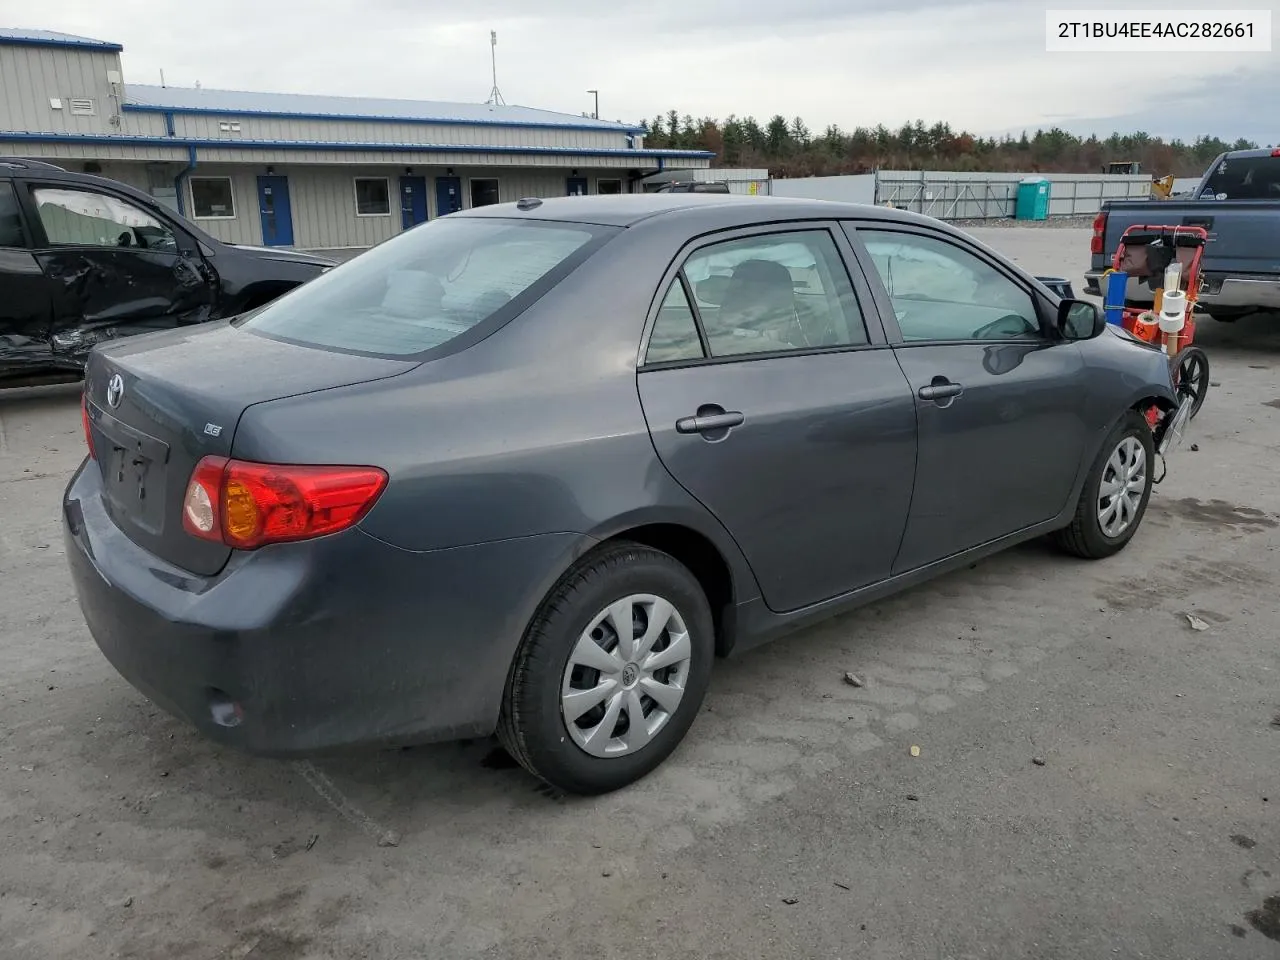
xmin=106 ymin=374 xmax=124 ymax=409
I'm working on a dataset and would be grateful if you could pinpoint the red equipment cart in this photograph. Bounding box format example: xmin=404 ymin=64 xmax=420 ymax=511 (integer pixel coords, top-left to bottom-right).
xmin=1107 ymin=224 xmax=1211 ymax=423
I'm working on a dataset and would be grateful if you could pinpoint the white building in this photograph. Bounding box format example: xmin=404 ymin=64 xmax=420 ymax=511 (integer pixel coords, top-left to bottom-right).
xmin=0 ymin=28 xmax=713 ymax=251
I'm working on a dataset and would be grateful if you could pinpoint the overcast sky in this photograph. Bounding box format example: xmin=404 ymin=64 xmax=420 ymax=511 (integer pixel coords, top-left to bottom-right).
xmin=9 ymin=0 xmax=1279 ymax=142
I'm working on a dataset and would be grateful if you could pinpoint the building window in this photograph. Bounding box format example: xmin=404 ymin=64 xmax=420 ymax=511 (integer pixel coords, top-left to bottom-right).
xmin=190 ymin=177 xmax=236 ymax=219
xmin=597 ymin=179 xmax=623 ymax=195
xmin=470 ymin=178 xmax=500 ymax=207
xmin=354 ymin=177 xmax=391 ymax=217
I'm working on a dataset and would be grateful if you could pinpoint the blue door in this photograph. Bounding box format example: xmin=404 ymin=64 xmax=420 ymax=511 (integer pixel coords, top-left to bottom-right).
xmin=435 ymin=176 xmax=462 ymax=216
xmin=256 ymin=176 xmax=294 ymax=247
xmin=399 ymin=176 xmax=428 ymax=230
xmin=567 ymin=176 xmax=588 ymax=196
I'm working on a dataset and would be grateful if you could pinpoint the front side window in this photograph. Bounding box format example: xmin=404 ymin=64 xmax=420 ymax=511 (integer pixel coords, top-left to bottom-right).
xmin=190 ymin=177 xmax=235 ymax=219
xmin=856 ymin=229 xmax=1041 ymax=342
xmin=681 ymin=230 xmax=867 ymax=357
xmin=470 ymin=179 xmax=500 ymax=207
xmin=0 ymin=182 xmax=24 ymax=247
xmin=31 ymin=186 xmax=176 ymax=252
xmin=645 ymin=280 xmax=704 ymax=364
xmin=240 ymin=218 xmax=610 ymax=357
xmin=354 ymin=178 xmax=391 ymax=216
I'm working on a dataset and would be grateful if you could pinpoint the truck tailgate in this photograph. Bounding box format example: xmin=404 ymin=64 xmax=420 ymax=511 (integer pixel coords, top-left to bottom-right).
xmin=1100 ymin=201 xmax=1280 ymax=276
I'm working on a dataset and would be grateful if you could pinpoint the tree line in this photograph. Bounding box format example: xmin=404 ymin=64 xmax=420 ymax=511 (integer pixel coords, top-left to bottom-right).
xmin=641 ymin=110 xmax=1261 ymax=177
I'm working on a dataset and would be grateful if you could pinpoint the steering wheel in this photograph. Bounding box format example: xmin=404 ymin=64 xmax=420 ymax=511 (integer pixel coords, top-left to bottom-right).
xmin=973 ymin=313 xmax=1036 ymax=340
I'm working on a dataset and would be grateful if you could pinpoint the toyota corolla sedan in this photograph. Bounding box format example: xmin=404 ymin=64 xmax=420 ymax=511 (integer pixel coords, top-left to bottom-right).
xmin=64 ymin=195 xmax=1182 ymax=795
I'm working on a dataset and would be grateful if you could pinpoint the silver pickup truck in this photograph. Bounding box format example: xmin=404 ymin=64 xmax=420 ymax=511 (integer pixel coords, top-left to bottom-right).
xmin=1084 ymin=148 xmax=1280 ymax=321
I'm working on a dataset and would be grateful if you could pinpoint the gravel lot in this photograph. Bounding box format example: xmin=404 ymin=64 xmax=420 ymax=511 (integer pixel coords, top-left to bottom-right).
xmin=2 ymin=227 xmax=1278 ymax=960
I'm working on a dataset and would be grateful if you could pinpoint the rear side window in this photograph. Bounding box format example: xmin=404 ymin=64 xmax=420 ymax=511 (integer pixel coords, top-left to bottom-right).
xmin=1201 ymin=156 xmax=1280 ymax=200
xmin=646 ymin=281 xmax=705 ymax=364
xmin=241 ymin=218 xmax=610 ymax=357
xmin=0 ymin=182 xmax=23 ymax=247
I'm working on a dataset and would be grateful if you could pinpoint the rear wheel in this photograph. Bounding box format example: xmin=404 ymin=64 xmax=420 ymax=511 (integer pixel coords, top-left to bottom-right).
xmin=498 ymin=542 xmax=714 ymax=795
xmin=1205 ymin=308 xmax=1247 ymax=323
xmin=1053 ymin=410 xmax=1154 ymax=560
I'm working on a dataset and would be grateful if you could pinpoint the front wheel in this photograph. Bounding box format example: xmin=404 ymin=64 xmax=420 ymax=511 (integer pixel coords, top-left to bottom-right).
xmin=497 ymin=542 xmax=714 ymax=795
xmin=1053 ymin=410 xmax=1155 ymax=560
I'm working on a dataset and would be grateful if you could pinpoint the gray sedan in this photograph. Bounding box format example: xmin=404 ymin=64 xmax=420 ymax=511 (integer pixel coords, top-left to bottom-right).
xmin=64 ymin=195 xmax=1182 ymax=794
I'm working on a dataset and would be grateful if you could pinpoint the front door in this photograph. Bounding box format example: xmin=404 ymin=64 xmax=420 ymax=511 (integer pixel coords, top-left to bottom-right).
xmin=256 ymin=175 xmax=293 ymax=247
xmin=435 ymin=176 xmax=462 ymax=217
xmin=846 ymin=223 xmax=1091 ymax=573
xmin=23 ymin=182 xmax=216 ymax=359
xmin=399 ymin=176 xmax=428 ymax=230
xmin=0 ymin=178 xmax=57 ymax=376
xmin=567 ymin=177 xmax=588 ymax=196
xmin=637 ymin=225 xmax=917 ymax=613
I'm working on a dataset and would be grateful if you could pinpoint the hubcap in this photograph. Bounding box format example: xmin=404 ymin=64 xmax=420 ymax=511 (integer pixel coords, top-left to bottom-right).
xmin=560 ymin=594 xmax=693 ymax=758
xmin=1097 ymin=436 xmax=1147 ymax=538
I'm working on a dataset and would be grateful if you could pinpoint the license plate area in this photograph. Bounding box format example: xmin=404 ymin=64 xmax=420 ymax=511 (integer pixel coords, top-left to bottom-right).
xmin=96 ymin=412 xmax=170 ymax=535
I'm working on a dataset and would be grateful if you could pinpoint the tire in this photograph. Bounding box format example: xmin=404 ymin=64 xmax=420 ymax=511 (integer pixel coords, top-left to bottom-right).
xmin=1205 ymin=309 xmax=1246 ymax=323
xmin=1053 ymin=410 xmax=1155 ymax=560
xmin=1173 ymin=346 xmax=1209 ymax=419
xmin=497 ymin=541 xmax=714 ymax=795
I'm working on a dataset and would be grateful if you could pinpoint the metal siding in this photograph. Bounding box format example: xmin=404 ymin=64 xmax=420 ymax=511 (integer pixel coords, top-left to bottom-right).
xmin=13 ymin=141 xmax=187 ymax=162
xmin=0 ymin=46 xmax=125 ymax=135
xmin=169 ymin=112 xmax=630 ymax=151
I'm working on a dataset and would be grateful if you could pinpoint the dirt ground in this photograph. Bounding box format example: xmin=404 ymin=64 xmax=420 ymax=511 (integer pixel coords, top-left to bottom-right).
xmin=1 ymin=227 xmax=1277 ymax=959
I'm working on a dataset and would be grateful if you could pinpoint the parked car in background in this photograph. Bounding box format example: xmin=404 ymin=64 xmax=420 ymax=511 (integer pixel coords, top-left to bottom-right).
xmin=1085 ymin=148 xmax=1280 ymax=321
xmin=65 ymin=194 xmax=1178 ymax=795
xmin=1 ymin=158 xmax=334 ymax=385
xmin=654 ymin=181 xmax=731 ymax=193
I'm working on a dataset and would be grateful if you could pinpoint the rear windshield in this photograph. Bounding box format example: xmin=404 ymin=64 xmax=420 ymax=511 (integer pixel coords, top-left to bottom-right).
xmin=240 ymin=218 xmax=610 ymax=357
xmin=1200 ymin=155 xmax=1280 ymax=200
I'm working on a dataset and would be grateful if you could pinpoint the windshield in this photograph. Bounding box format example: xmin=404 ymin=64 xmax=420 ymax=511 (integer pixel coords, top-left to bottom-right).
xmin=1200 ymin=155 xmax=1280 ymax=200
xmin=240 ymin=218 xmax=609 ymax=357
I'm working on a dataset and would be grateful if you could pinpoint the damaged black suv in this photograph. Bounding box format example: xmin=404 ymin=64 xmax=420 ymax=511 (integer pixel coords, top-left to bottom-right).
xmin=0 ymin=159 xmax=334 ymax=385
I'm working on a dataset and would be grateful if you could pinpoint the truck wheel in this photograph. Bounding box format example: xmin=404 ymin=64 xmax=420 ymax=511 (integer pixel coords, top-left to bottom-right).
xmin=1205 ymin=309 xmax=1246 ymax=323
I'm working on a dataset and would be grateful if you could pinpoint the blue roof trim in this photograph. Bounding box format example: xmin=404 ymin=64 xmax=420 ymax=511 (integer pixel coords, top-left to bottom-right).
xmin=0 ymin=131 xmax=713 ymax=160
xmin=0 ymin=32 xmax=122 ymax=53
xmin=122 ymin=103 xmax=648 ymax=135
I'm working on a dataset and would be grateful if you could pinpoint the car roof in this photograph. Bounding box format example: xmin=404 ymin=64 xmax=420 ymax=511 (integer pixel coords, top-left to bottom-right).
xmin=454 ymin=194 xmax=943 ymax=230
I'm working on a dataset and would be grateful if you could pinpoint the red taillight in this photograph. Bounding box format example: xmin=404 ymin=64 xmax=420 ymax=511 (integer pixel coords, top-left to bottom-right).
xmin=82 ymin=392 xmax=95 ymax=459
xmin=1090 ymin=211 xmax=1107 ymax=255
xmin=1272 ymin=148 xmax=1280 ymax=157
xmin=183 ymin=457 xmax=387 ymax=549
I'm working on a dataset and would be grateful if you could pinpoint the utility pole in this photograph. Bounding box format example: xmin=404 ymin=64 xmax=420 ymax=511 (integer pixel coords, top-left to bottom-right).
xmin=487 ymin=31 xmax=506 ymax=106
xmin=587 ymin=89 xmax=599 ymax=120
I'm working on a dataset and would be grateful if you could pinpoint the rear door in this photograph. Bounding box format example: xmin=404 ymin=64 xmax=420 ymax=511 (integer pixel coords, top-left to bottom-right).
xmin=23 ymin=181 xmax=216 ymax=355
xmin=0 ymin=177 xmax=57 ymax=376
xmin=844 ymin=222 xmax=1091 ymax=573
xmin=637 ymin=224 xmax=918 ymax=613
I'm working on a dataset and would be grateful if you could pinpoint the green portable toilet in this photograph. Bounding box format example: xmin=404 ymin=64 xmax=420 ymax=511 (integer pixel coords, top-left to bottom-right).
xmin=1015 ymin=177 xmax=1051 ymax=221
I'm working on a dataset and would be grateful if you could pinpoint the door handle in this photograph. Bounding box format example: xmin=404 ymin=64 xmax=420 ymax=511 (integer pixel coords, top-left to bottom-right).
xmin=918 ymin=380 xmax=964 ymax=402
xmin=676 ymin=411 xmax=745 ymax=434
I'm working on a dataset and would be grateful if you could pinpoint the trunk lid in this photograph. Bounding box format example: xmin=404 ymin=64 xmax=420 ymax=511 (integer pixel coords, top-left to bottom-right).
xmin=83 ymin=319 xmax=415 ymax=575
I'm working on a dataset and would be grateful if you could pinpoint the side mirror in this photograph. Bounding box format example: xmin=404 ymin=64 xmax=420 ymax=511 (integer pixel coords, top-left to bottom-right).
xmin=1057 ymin=298 xmax=1105 ymax=340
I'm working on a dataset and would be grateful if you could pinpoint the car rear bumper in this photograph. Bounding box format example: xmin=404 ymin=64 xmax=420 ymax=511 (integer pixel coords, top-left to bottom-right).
xmin=1084 ymin=270 xmax=1280 ymax=312
xmin=63 ymin=459 xmax=591 ymax=755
